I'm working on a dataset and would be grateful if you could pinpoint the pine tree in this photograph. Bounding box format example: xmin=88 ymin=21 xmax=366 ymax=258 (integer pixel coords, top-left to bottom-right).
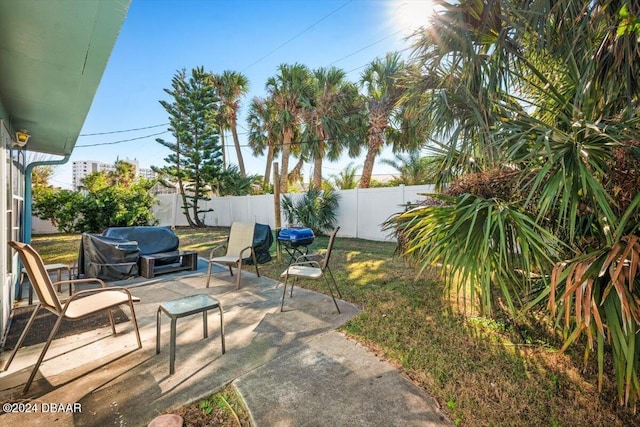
xmin=154 ymin=67 xmax=222 ymax=227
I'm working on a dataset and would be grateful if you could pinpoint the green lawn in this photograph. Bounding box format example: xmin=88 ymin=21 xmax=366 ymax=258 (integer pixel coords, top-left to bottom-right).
xmin=31 ymin=227 xmax=636 ymax=426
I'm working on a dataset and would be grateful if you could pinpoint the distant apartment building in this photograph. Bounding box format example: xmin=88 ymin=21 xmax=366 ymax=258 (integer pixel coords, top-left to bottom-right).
xmin=72 ymin=158 xmax=156 ymax=190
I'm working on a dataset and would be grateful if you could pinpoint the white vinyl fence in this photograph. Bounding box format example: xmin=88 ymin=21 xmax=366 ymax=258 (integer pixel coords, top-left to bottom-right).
xmin=32 ymin=184 xmax=435 ymax=241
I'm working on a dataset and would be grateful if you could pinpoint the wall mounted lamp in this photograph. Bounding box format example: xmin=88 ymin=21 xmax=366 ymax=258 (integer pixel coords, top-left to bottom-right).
xmin=15 ymin=129 xmax=31 ymax=147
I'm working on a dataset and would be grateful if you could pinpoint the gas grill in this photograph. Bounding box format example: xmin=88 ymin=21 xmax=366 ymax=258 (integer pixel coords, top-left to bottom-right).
xmin=277 ymin=228 xmax=315 ymax=265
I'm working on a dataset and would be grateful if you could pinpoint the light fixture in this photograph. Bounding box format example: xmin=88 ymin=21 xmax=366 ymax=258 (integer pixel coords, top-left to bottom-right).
xmin=15 ymin=129 xmax=31 ymax=147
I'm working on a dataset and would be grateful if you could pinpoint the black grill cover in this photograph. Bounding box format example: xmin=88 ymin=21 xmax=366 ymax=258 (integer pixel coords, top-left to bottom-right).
xmin=102 ymin=226 xmax=180 ymax=266
xmin=102 ymin=226 xmax=179 ymax=255
xmin=78 ymin=233 xmax=140 ymax=280
xmin=244 ymin=223 xmax=274 ymax=265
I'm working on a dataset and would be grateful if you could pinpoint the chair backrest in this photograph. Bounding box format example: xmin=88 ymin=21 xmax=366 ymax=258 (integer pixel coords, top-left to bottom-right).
xmin=9 ymin=241 xmax=63 ymax=313
xmin=226 ymin=222 xmax=256 ymax=257
xmin=321 ymin=227 xmax=340 ymax=270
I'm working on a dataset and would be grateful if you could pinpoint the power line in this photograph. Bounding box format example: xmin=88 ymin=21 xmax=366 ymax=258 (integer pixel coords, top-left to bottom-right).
xmin=241 ymin=0 xmax=354 ymax=72
xmin=330 ymin=29 xmax=404 ymax=67
xmin=74 ymin=2 xmax=408 ymax=142
xmin=79 ymin=123 xmax=168 ymax=136
xmin=75 ymin=131 xmax=169 ymax=147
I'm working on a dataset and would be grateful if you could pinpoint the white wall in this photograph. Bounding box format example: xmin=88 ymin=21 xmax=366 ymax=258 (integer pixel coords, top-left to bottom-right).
xmin=32 ymin=184 xmax=435 ymax=241
xmin=151 ymin=184 xmax=435 ymax=241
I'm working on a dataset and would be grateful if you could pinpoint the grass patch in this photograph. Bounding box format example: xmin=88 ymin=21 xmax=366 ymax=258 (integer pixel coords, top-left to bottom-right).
xmin=164 ymin=383 xmax=251 ymax=426
xmin=31 ymin=227 xmax=637 ymax=426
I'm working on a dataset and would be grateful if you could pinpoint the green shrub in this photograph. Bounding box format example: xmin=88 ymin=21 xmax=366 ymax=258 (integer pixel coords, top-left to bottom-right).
xmin=281 ymin=187 xmax=340 ymax=235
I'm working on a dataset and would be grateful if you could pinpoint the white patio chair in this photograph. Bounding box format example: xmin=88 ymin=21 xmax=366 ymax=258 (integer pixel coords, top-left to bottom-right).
xmin=206 ymin=222 xmax=260 ymax=289
xmin=280 ymin=227 xmax=342 ymax=313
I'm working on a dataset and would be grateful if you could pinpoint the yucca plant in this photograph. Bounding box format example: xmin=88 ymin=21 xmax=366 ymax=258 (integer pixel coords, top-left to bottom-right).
xmin=386 ymin=193 xmax=559 ymax=316
xmin=547 ymin=192 xmax=640 ymax=408
xmin=393 ymin=0 xmax=640 ymax=406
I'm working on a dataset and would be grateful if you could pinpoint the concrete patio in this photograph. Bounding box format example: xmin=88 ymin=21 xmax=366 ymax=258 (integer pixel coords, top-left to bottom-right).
xmin=0 ymin=264 xmax=450 ymax=426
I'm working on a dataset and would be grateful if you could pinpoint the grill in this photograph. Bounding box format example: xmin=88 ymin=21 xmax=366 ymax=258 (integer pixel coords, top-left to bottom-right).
xmin=277 ymin=228 xmax=315 ymax=247
xmin=278 ymin=228 xmax=315 ymax=265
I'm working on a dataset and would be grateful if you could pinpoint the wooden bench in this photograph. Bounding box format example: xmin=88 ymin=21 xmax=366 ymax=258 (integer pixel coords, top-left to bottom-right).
xmin=139 ymin=251 xmax=198 ymax=278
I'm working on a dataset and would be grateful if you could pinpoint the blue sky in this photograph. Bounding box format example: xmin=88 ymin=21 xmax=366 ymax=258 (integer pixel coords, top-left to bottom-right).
xmin=49 ymin=0 xmax=434 ymax=188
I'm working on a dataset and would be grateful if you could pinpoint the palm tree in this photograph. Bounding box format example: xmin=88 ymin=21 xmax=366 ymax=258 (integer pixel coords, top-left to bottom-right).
xmin=380 ymin=150 xmax=435 ymax=186
xmin=110 ymin=159 xmax=137 ymax=188
xmin=247 ymin=96 xmax=279 ymax=187
xmin=211 ymin=70 xmax=249 ymax=176
xmin=358 ymin=52 xmax=407 ymax=188
xmin=302 ymin=67 xmax=364 ymax=190
xmin=331 ymin=162 xmax=360 ymax=190
xmin=391 ymin=0 xmax=640 ymax=405
xmin=265 ymin=63 xmax=313 ymax=193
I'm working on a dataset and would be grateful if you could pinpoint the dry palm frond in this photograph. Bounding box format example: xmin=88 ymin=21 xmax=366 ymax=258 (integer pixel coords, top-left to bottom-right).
xmin=550 ymin=235 xmax=640 ymax=406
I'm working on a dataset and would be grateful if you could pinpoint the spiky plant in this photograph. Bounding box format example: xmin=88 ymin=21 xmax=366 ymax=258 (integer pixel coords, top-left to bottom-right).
xmin=281 ymin=188 xmax=340 ymax=235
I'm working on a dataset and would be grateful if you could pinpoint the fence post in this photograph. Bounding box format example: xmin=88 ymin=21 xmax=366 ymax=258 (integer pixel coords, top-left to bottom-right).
xmin=355 ymin=187 xmax=359 ymax=239
xmin=273 ymin=162 xmax=281 ymax=262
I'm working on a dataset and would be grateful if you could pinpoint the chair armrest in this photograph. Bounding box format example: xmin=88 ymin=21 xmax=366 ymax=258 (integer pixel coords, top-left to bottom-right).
xmin=209 ymin=243 xmax=227 ymax=260
xmin=288 ymin=260 xmax=322 ymax=269
xmin=54 ymin=277 xmax=108 ymax=293
xmin=61 ymin=286 xmax=140 ymax=310
xmin=295 ymin=253 xmax=323 ymax=263
xmin=239 ymin=246 xmax=254 ymax=258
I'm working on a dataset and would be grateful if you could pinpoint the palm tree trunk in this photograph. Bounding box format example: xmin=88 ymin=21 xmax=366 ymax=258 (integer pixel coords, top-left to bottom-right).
xmin=289 ymin=157 xmax=304 ymax=185
xmin=230 ymin=119 xmax=246 ymax=177
xmin=220 ymin=130 xmax=226 ymax=170
xmin=359 ymin=132 xmax=383 ymax=188
xmin=312 ymin=140 xmax=324 ymax=190
xmin=264 ymin=145 xmax=273 ymax=185
xmin=280 ymin=128 xmax=293 ymax=193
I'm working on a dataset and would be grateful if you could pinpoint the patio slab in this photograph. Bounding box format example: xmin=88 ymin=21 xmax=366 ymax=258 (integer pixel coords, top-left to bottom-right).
xmin=0 ymin=266 xmax=451 ymax=426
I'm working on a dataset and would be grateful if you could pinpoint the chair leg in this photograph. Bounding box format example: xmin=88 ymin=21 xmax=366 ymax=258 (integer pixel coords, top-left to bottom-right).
xmin=326 ymin=266 xmax=342 ymax=298
xmin=323 ymin=274 xmax=341 ymax=314
xmin=252 ymin=250 xmax=260 ymax=278
xmin=23 ymin=313 xmax=67 ymax=393
xmin=290 ymin=277 xmax=296 ymax=297
xmin=2 ymin=304 xmax=41 ymax=371
xmin=218 ymin=304 xmax=225 ymax=354
xmin=235 ymin=261 xmax=242 ymax=289
xmin=280 ymin=276 xmax=289 ymax=312
xmin=107 ymin=309 xmax=116 ymax=335
xmin=206 ymin=261 xmax=213 ymax=288
xmin=127 ymin=300 xmax=142 ymax=349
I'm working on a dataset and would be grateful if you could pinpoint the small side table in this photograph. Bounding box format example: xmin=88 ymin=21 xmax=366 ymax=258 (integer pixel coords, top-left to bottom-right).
xmin=19 ymin=263 xmax=72 ymax=305
xmin=156 ymin=294 xmax=225 ymax=375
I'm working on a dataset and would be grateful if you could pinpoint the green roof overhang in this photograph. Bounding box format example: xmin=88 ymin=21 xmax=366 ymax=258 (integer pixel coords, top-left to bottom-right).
xmin=0 ymin=0 xmax=130 ymax=155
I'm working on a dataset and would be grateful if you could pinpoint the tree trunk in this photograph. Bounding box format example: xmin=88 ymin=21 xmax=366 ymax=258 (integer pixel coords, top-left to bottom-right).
xmin=176 ymin=137 xmax=196 ymax=227
xmin=280 ymin=128 xmax=293 ymax=194
xmin=359 ymin=131 xmax=383 ymax=188
xmin=220 ymin=130 xmax=226 ymax=170
xmin=312 ymin=140 xmax=324 ymax=190
xmin=178 ymin=184 xmax=196 ymax=227
xmin=289 ymin=157 xmax=304 ymax=185
xmin=230 ymin=118 xmax=246 ymax=176
xmin=264 ymin=145 xmax=273 ymax=186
